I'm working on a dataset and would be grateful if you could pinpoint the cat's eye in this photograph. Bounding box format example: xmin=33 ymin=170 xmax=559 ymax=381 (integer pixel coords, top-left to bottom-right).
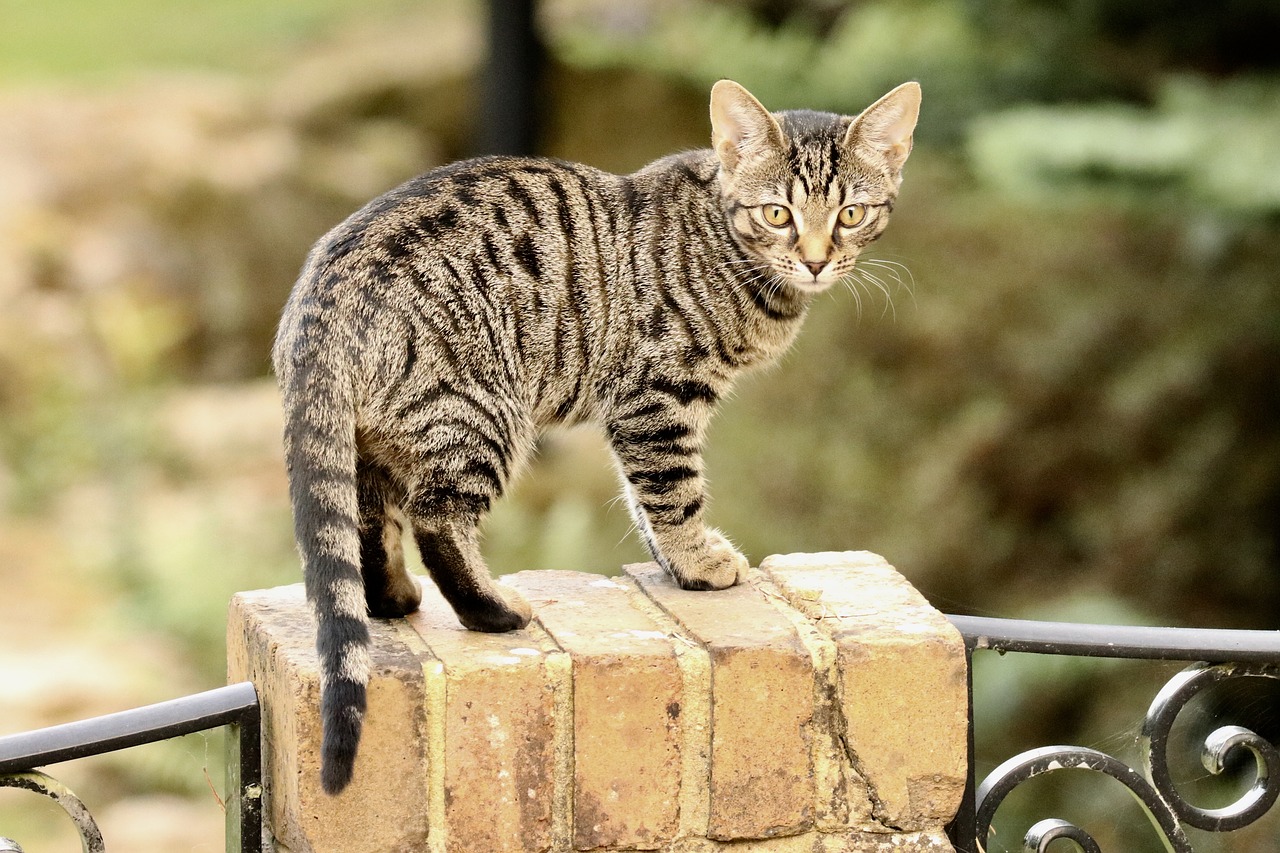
xmin=838 ymin=204 xmax=867 ymax=228
xmin=762 ymin=204 xmax=792 ymax=227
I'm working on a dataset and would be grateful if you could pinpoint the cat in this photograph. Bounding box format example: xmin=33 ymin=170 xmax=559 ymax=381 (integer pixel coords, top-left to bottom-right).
xmin=272 ymin=79 xmax=920 ymax=794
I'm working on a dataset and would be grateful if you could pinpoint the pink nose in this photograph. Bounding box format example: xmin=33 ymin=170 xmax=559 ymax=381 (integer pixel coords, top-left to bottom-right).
xmin=803 ymin=261 xmax=825 ymax=277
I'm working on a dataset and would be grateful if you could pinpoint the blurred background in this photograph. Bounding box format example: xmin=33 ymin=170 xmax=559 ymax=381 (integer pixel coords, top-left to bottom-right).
xmin=0 ymin=0 xmax=1277 ymax=850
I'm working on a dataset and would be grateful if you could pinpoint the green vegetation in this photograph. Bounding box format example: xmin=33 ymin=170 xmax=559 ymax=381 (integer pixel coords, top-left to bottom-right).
xmin=0 ymin=0 xmax=427 ymax=82
xmin=970 ymin=76 xmax=1280 ymax=217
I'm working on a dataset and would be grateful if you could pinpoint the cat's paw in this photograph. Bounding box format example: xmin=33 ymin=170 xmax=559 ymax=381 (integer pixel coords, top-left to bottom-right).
xmin=459 ymin=584 xmax=533 ymax=633
xmin=671 ymin=528 xmax=749 ymax=591
xmin=367 ymin=574 xmax=424 ymax=618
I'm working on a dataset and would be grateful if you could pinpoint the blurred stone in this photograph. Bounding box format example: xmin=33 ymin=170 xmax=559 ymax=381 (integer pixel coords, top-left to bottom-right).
xmin=95 ymin=794 xmax=224 ymax=853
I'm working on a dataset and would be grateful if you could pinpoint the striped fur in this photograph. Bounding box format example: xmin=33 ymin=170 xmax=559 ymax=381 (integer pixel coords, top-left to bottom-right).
xmin=272 ymin=80 xmax=920 ymax=794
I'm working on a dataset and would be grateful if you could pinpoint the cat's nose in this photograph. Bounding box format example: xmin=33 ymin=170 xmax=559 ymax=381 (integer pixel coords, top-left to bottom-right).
xmin=803 ymin=260 xmax=826 ymax=278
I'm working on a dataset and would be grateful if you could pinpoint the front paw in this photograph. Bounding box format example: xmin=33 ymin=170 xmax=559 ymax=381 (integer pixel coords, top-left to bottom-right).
xmin=670 ymin=528 xmax=749 ymax=591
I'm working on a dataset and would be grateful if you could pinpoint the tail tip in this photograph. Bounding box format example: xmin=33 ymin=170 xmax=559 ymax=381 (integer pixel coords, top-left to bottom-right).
xmin=321 ymin=752 xmax=356 ymax=796
xmin=320 ymin=682 xmax=364 ymax=796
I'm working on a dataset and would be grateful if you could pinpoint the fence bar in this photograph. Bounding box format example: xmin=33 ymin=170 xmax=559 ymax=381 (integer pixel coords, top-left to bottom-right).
xmin=945 ymin=615 xmax=1280 ymax=853
xmin=947 ymin=614 xmax=1280 ymax=662
xmin=0 ymin=682 xmax=259 ymax=774
xmin=226 ymin=709 xmax=264 ymax=853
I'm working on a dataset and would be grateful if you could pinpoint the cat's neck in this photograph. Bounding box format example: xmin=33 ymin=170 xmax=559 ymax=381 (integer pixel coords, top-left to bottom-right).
xmin=624 ymin=151 xmax=811 ymax=373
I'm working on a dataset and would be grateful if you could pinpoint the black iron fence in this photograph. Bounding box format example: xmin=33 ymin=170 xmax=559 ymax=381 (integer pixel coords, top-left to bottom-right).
xmin=3 ymin=619 xmax=1277 ymax=852
xmin=946 ymin=616 xmax=1280 ymax=853
xmin=0 ymin=682 xmax=261 ymax=853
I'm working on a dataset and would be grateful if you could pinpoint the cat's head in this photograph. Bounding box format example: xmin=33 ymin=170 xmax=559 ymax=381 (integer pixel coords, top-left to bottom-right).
xmin=710 ymin=80 xmax=920 ymax=292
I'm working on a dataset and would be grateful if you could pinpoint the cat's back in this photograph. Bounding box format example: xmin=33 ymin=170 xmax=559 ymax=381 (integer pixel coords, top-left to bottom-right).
xmin=276 ymin=154 xmax=651 ymax=422
xmin=298 ymin=156 xmax=627 ymax=291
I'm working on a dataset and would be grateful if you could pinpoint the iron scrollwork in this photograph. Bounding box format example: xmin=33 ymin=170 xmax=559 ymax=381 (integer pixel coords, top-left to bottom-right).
xmin=1142 ymin=662 xmax=1280 ymax=833
xmin=974 ymin=661 xmax=1280 ymax=852
xmin=0 ymin=770 xmax=105 ymax=853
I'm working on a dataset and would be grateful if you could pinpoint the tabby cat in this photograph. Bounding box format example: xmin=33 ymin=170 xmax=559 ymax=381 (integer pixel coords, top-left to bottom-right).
xmin=273 ymin=79 xmax=920 ymax=794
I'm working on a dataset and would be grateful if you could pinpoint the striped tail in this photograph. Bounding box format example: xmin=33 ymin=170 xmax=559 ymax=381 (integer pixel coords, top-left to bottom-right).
xmin=276 ymin=337 xmax=369 ymax=796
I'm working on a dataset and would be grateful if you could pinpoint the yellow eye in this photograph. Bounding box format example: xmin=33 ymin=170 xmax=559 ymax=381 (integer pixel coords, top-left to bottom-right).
xmin=762 ymin=204 xmax=792 ymax=227
xmin=838 ymin=204 xmax=867 ymax=228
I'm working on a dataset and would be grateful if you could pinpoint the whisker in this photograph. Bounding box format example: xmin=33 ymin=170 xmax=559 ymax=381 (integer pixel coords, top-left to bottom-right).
xmin=860 ymin=256 xmax=917 ymax=308
xmin=853 ymin=267 xmax=897 ymax=321
xmin=841 ymin=276 xmax=864 ymax=318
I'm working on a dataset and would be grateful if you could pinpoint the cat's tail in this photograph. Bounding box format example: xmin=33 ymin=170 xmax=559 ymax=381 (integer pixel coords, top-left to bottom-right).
xmin=273 ymin=306 xmax=368 ymax=796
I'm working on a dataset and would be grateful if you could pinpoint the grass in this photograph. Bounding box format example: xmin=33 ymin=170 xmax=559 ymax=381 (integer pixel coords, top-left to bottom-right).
xmin=0 ymin=0 xmax=429 ymax=83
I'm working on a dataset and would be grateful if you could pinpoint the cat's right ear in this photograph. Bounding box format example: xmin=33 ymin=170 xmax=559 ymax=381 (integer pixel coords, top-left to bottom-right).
xmin=710 ymin=80 xmax=785 ymax=173
xmin=845 ymin=82 xmax=921 ymax=174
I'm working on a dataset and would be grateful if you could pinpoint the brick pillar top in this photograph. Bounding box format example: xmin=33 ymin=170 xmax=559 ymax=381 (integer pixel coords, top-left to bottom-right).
xmin=227 ymin=552 xmax=967 ymax=853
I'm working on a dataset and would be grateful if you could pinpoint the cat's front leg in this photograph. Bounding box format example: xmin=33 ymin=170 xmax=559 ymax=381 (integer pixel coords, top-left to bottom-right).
xmin=607 ymin=406 xmax=749 ymax=590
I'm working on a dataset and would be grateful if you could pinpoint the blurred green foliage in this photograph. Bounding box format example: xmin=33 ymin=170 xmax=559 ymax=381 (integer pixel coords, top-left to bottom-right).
xmin=553 ymin=0 xmax=989 ymax=138
xmin=0 ymin=0 xmax=427 ymax=81
xmin=970 ymin=76 xmax=1280 ymax=217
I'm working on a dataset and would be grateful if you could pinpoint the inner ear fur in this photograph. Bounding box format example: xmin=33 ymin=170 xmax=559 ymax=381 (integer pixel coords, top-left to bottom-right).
xmin=710 ymin=79 xmax=785 ymax=172
xmin=845 ymin=82 xmax=921 ymax=172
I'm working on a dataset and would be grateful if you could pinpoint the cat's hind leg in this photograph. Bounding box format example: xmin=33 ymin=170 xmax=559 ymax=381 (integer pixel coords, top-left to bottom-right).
xmin=401 ymin=423 xmax=533 ymax=632
xmin=357 ymin=458 xmax=422 ymax=617
xmin=391 ymin=382 xmax=535 ymax=632
xmin=408 ymin=503 xmax=531 ymax=632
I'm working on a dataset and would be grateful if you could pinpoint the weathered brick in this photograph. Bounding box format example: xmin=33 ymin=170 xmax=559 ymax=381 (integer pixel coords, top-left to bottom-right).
xmin=626 ymin=563 xmax=816 ymax=841
xmin=227 ymin=585 xmax=429 ymax=853
xmin=817 ymin=829 xmax=956 ymax=852
xmin=760 ymin=552 xmax=968 ymax=832
xmin=507 ymin=570 xmax=683 ymax=850
xmin=231 ymin=553 xmax=965 ymax=852
xmin=406 ymin=576 xmax=567 ymax=853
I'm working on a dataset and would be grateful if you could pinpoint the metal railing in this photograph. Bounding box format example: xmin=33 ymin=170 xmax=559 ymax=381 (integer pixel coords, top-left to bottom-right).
xmin=945 ymin=616 xmax=1280 ymax=853
xmin=4 ymin=618 xmax=1277 ymax=852
xmin=0 ymin=683 xmax=261 ymax=853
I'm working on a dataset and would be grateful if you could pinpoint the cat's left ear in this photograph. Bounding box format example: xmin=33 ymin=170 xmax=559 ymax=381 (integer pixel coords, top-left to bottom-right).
xmin=845 ymin=82 xmax=921 ymax=173
xmin=710 ymin=80 xmax=785 ymax=172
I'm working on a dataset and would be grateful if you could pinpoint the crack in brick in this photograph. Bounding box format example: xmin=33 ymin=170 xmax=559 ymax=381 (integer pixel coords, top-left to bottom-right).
xmin=756 ymin=569 xmax=905 ymax=833
xmin=820 ymin=659 xmax=903 ymax=832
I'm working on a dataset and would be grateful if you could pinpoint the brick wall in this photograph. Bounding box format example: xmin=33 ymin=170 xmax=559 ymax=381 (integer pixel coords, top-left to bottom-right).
xmin=227 ymin=552 xmax=968 ymax=852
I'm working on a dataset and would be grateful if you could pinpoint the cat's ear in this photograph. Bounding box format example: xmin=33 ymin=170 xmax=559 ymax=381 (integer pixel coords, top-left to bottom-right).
xmin=845 ymin=82 xmax=921 ymax=173
xmin=710 ymin=80 xmax=785 ymax=172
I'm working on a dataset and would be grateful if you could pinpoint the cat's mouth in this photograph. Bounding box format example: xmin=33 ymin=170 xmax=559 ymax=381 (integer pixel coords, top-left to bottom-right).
xmin=779 ymin=266 xmax=839 ymax=294
xmin=773 ymin=255 xmax=854 ymax=293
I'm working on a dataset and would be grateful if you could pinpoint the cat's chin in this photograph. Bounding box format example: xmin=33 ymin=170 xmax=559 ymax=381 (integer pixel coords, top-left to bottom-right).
xmin=781 ymin=276 xmax=837 ymax=295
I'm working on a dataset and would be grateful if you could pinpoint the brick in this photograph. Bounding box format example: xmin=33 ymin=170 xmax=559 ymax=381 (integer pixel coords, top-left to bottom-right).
xmin=817 ymin=829 xmax=956 ymax=852
xmin=647 ymin=828 xmax=953 ymax=852
xmin=626 ymin=563 xmax=815 ymax=841
xmin=760 ymin=552 xmax=968 ymax=832
xmin=231 ymin=553 xmax=965 ymax=852
xmin=747 ymin=579 xmax=875 ymax=832
xmin=405 ymin=576 xmax=567 ymax=853
xmin=506 ymin=570 xmax=683 ymax=850
xmin=227 ymin=585 xmax=429 ymax=853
